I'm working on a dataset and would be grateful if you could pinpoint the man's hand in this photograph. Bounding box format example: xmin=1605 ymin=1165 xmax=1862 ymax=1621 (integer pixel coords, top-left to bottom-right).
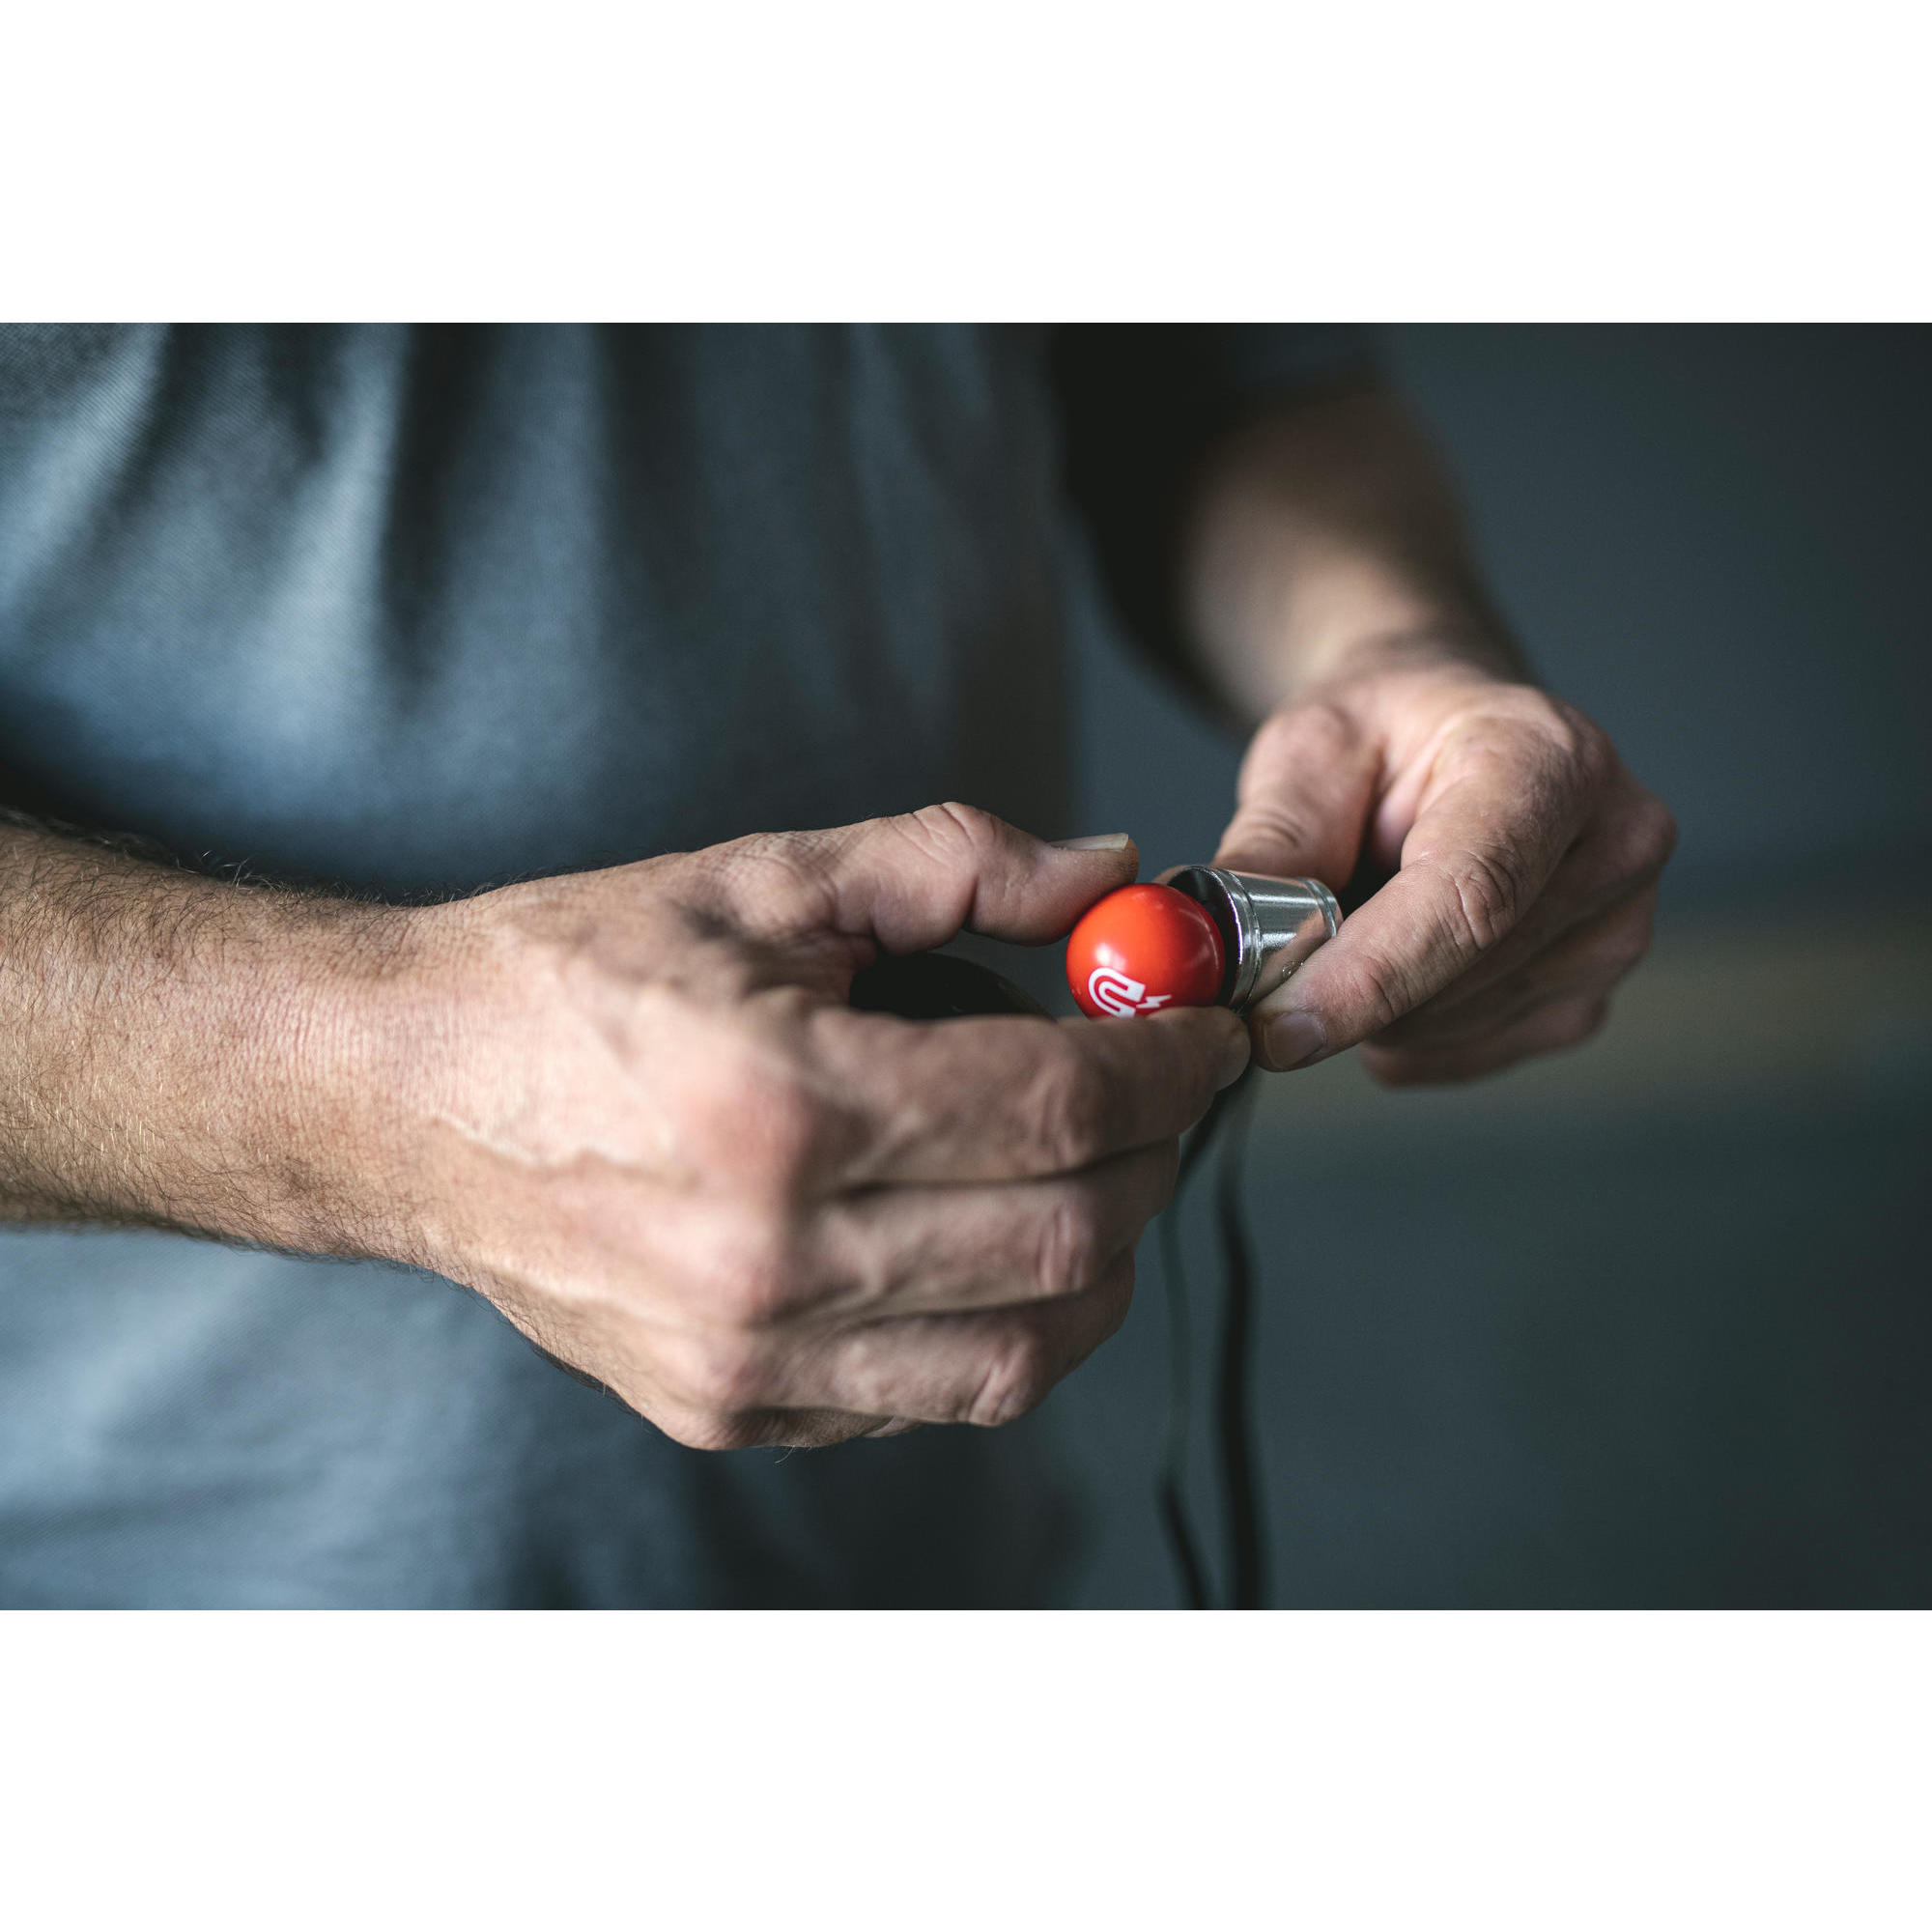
xmin=401 ymin=806 xmax=1249 ymax=1446
xmin=1180 ymin=388 xmax=1675 ymax=1082
xmin=1215 ymin=655 xmax=1676 ymax=1080
xmin=0 ymin=806 xmax=1247 ymax=1448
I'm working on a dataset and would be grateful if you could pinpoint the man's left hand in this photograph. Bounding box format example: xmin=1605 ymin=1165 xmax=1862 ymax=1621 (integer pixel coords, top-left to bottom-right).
xmin=1213 ymin=653 xmax=1677 ymax=1083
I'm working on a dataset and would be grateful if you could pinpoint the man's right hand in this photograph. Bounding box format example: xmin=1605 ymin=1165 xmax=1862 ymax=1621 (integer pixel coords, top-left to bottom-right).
xmin=0 ymin=805 xmax=1245 ymax=1448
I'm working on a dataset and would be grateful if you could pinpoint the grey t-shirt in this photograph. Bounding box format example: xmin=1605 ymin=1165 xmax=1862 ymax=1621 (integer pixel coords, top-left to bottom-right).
xmin=0 ymin=324 xmax=1372 ymax=1606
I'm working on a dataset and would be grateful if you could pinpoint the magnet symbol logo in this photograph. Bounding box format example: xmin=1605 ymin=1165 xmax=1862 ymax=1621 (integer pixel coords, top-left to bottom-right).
xmin=1087 ymin=966 xmax=1172 ymax=1017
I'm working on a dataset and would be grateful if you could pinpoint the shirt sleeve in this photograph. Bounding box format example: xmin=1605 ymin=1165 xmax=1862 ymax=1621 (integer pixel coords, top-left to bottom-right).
xmin=1048 ymin=324 xmax=1381 ymax=683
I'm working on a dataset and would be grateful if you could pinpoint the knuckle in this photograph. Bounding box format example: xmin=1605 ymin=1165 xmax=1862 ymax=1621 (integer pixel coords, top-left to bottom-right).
xmin=1033 ymin=1194 xmax=1104 ymax=1300
xmin=1474 ymin=694 xmax=1610 ymax=822
xmin=1603 ymin=910 xmax=1656 ymax=978
xmin=1249 ymin=706 xmax=1298 ymax=759
xmin=662 ymin=1406 xmax=763 ymax=1452
xmin=694 ymin=1051 xmax=827 ymax=1202
xmin=1633 ymin=797 xmax=1679 ymax=874
xmin=1225 ymin=798 xmax=1320 ymax=867
xmin=1564 ymin=708 xmax=1613 ymax=784
xmin=664 ymin=1329 xmax=770 ymax=1419
xmin=1027 ymin=1051 xmax=1108 ymax=1173
xmin=744 ymin=1072 xmax=825 ymax=1198
xmin=908 ymin=800 xmax=1005 ymax=866
xmin=702 ymin=1214 xmax=807 ymax=1328
xmin=1251 ymin=699 xmax=1354 ymax=766
xmin=1336 ymin=947 xmax=1409 ymax=1037
xmin=1522 ymin=693 xmax=1605 ymax=780
xmin=706 ymin=831 xmax=838 ymax=932
xmin=967 ymin=1323 xmax=1055 ymax=1428
xmin=1439 ymin=846 xmax=1524 ymax=955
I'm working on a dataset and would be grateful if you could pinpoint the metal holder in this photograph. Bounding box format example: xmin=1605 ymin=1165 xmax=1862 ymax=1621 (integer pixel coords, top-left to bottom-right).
xmin=1155 ymin=866 xmax=1342 ymax=1013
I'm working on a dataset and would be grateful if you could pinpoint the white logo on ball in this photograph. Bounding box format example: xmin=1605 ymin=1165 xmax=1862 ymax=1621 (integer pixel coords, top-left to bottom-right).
xmin=1087 ymin=966 xmax=1173 ymax=1017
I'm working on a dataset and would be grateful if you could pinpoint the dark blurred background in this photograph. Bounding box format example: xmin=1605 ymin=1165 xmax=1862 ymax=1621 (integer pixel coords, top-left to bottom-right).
xmin=1041 ymin=325 xmax=1932 ymax=1606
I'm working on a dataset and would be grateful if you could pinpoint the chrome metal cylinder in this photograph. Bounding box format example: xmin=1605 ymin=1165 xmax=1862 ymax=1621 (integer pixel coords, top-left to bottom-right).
xmin=1155 ymin=866 xmax=1342 ymax=1013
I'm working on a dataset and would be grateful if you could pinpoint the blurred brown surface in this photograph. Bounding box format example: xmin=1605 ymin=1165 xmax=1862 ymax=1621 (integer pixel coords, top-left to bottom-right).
xmin=1264 ymin=900 xmax=1932 ymax=1140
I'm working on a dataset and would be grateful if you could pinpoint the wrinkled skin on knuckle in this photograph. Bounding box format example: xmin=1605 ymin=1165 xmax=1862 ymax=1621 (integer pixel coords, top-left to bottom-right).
xmin=917 ymin=799 xmax=1007 ymax=859
xmin=659 ymin=1323 xmax=775 ymax=1428
xmin=960 ymin=1258 xmax=1140 ymax=1426
xmin=691 ymin=1207 xmax=810 ymax=1330
xmin=1222 ymin=703 xmax=1371 ymax=877
xmin=1033 ymin=1191 xmax=1105 ymax=1302
xmin=1334 ymin=942 xmax=1412 ymax=1040
xmin=1436 ymin=697 xmax=1598 ymax=832
xmin=875 ymin=801 xmax=1009 ymax=898
xmin=1534 ymin=694 xmax=1607 ymax=781
xmin=1475 ymin=686 xmax=1600 ymax=781
xmin=754 ymin=801 xmax=1013 ymax=946
xmin=1288 ymin=699 xmax=1358 ymax=757
xmin=1226 ymin=797 xmax=1321 ymax=866
xmin=967 ymin=1321 xmax=1056 ymax=1429
xmin=680 ymin=1038 xmax=832 ymax=1209
xmin=744 ymin=1071 xmax=830 ymax=1205
xmin=1435 ymin=843 xmax=1528 ymax=956
xmin=1237 ymin=701 xmax=1355 ymax=806
xmin=656 ymin=1404 xmax=768 ymax=1453
xmin=1025 ymin=1048 xmax=1109 ymax=1177
xmin=698 ymin=829 xmax=856 ymax=943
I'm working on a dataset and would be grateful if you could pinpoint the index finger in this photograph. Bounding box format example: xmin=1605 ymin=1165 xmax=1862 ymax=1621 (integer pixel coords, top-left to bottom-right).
xmin=1270 ymin=760 xmax=1588 ymax=1057
xmin=807 ymin=1002 xmax=1249 ymax=1186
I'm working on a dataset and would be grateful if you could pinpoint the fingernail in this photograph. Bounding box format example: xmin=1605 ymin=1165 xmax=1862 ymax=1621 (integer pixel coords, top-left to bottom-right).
xmin=1051 ymin=833 xmax=1134 ymax=851
xmin=1216 ymin=1023 xmax=1252 ymax=1088
xmin=1263 ymin=1009 xmax=1327 ymax=1070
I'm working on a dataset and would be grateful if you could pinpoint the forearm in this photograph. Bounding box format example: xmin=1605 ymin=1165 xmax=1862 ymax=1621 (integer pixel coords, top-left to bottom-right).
xmin=0 ymin=818 xmax=415 ymax=1254
xmin=1181 ymin=389 xmax=1528 ymax=719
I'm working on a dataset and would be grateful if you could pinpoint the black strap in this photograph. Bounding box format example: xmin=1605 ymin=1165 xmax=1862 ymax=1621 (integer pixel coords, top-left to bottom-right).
xmin=1155 ymin=1064 xmax=1267 ymax=1609
xmin=839 ymin=953 xmax=1271 ymax=1608
xmin=1156 ymin=1178 xmax=1211 ymax=1611
xmin=1213 ymin=1071 xmax=1265 ymax=1608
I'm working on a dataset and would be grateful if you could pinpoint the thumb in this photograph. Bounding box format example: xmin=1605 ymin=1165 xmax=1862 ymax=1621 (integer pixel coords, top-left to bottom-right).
xmin=1213 ymin=703 xmax=1379 ymax=890
xmin=782 ymin=804 xmax=1138 ymax=952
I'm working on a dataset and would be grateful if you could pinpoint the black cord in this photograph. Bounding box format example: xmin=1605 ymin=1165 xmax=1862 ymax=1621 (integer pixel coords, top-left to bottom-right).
xmin=838 ymin=952 xmax=1272 ymax=1610
xmin=1156 ymin=1189 xmax=1210 ymax=1611
xmin=1213 ymin=1069 xmax=1266 ymax=1608
xmin=1155 ymin=1062 xmax=1265 ymax=1609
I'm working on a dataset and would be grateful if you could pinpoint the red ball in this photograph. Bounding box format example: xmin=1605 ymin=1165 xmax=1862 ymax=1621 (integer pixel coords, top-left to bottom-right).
xmin=1065 ymin=883 xmax=1226 ymax=1019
